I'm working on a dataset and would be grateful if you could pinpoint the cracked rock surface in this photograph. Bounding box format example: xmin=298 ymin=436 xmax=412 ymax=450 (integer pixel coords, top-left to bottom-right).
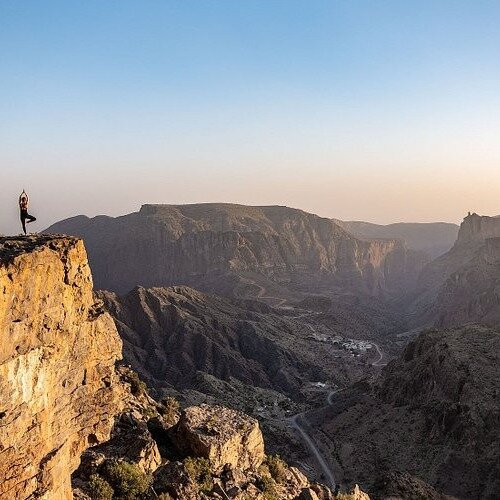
xmin=0 ymin=236 xmax=125 ymax=499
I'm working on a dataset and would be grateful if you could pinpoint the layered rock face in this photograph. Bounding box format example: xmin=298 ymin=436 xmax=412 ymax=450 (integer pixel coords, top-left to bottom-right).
xmin=408 ymin=213 xmax=500 ymax=327
xmin=45 ymin=203 xmax=428 ymax=297
xmin=0 ymin=236 xmax=124 ymax=499
xmin=312 ymin=325 xmax=500 ymax=499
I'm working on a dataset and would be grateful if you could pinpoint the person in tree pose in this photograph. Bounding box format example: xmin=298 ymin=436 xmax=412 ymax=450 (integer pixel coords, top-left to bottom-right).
xmin=19 ymin=190 xmax=37 ymax=235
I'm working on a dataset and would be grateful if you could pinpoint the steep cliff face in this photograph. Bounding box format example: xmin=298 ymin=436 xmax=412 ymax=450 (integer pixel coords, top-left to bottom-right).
xmin=45 ymin=204 xmax=428 ymax=297
xmin=456 ymin=213 xmax=500 ymax=245
xmin=0 ymin=236 xmax=124 ymax=499
xmin=408 ymin=213 xmax=500 ymax=327
xmin=430 ymin=237 xmax=500 ymax=327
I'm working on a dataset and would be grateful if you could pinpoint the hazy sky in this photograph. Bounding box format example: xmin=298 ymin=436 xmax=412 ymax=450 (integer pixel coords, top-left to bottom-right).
xmin=2 ymin=0 xmax=500 ymax=234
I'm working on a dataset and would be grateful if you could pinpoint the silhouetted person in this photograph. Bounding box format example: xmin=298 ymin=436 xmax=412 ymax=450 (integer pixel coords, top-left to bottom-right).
xmin=19 ymin=190 xmax=36 ymax=235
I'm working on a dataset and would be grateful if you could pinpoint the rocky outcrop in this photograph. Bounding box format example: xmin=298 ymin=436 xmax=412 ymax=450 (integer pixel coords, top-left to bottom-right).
xmin=73 ymin=398 xmax=340 ymax=500
xmin=312 ymin=325 xmax=500 ymax=499
xmin=171 ymin=404 xmax=265 ymax=473
xmin=76 ymin=418 xmax=162 ymax=477
xmin=45 ymin=203 xmax=428 ymax=297
xmin=456 ymin=212 xmax=500 ymax=245
xmin=0 ymin=236 xmax=125 ymax=499
xmin=408 ymin=213 xmax=500 ymax=327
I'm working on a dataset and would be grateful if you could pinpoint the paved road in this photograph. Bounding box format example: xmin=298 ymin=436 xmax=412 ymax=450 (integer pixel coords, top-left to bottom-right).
xmin=288 ymin=387 xmax=344 ymax=490
xmin=288 ymin=413 xmax=337 ymax=490
xmin=254 ymin=284 xmax=288 ymax=308
xmin=371 ymin=342 xmax=386 ymax=367
xmin=289 ymin=343 xmax=386 ymax=491
xmin=251 ymin=287 xmax=387 ymax=491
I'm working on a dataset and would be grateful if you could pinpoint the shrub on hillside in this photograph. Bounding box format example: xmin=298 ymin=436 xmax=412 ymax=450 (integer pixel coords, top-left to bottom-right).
xmin=183 ymin=457 xmax=213 ymax=492
xmin=103 ymin=461 xmax=152 ymax=499
xmin=160 ymin=396 xmax=180 ymax=422
xmin=266 ymin=454 xmax=287 ymax=484
xmin=87 ymin=474 xmax=114 ymax=500
xmin=127 ymin=371 xmax=148 ymax=397
xmin=255 ymin=472 xmax=278 ymax=500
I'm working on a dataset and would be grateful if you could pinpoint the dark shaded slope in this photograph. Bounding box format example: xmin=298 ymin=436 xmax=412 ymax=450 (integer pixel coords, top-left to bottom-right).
xmin=99 ymin=285 xmax=386 ymax=401
xmin=310 ymin=325 xmax=500 ymax=499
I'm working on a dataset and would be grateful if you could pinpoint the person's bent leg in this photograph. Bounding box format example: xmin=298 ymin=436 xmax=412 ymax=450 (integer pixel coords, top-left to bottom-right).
xmin=26 ymin=214 xmax=36 ymax=223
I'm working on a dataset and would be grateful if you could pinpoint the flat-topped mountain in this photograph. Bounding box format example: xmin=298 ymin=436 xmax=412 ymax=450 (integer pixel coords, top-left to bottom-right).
xmin=45 ymin=203 xmax=428 ymax=298
xmin=333 ymin=219 xmax=459 ymax=258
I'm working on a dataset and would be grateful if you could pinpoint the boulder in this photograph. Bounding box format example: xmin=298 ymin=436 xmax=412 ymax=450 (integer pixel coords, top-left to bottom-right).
xmin=297 ymin=488 xmax=320 ymax=500
xmin=75 ymin=418 xmax=161 ymax=477
xmin=171 ymin=404 xmax=265 ymax=473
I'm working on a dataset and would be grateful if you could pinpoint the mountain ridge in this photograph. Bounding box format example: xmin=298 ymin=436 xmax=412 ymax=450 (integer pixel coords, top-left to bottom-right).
xmin=45 ymin=203 xmax=429 ymax=298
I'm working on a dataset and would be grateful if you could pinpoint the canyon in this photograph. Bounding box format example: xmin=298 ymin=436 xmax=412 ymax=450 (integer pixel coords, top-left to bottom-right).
xmin=46 ymin=204 xmax=429 ymax=298
xmin=1 ymin=207 xmax=499 ymax=499
xmin=0 ymin=235 xmax=351 ymax=500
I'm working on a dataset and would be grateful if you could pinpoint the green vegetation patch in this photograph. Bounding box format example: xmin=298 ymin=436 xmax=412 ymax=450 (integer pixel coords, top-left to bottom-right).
xmin=103 ymin=461 xmax=152 ymax=499
xmin=265 ymin=454 xmax=287 ymax=484
xmin=88 ymin=474 xmax=114 ymax=500
xmin=183 ymin=457 xmax=213 ymax=493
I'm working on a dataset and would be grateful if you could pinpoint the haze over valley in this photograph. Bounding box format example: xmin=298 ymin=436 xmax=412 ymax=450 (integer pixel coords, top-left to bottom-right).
xmin=39 ymin=203 xmax=500 ymax=498
xmin=2 ymin=1 xmax=500 ymax=499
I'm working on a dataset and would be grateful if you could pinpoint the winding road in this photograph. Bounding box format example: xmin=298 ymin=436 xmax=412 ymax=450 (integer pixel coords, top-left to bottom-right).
xmin=250 ymin=283 xmax=388 ymax=491
xmin=288 ymin=343 xmax=386 ymax=491
xmin=288 ymin=412 xmax=337 ymax=490
xmin=370 ymin=342 xmax=386 ymax=367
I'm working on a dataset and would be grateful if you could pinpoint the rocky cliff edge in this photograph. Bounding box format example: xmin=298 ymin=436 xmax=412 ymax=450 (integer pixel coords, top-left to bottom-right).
xmin=0 ymin=236 xmax=125 ymax=499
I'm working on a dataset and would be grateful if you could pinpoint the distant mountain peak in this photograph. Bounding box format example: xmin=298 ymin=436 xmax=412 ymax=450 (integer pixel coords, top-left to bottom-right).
xmin=457 ymin=212 xmax=500 ymax=245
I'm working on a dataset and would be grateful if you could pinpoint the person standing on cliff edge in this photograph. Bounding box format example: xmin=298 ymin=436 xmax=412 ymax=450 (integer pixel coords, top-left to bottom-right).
xmin=19 ymin=190 xmax=36 ymax=235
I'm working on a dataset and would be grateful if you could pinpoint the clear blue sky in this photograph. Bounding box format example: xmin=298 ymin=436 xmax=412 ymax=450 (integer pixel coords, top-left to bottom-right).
xmin=1 ymin=0 xmax=500 ymax=234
